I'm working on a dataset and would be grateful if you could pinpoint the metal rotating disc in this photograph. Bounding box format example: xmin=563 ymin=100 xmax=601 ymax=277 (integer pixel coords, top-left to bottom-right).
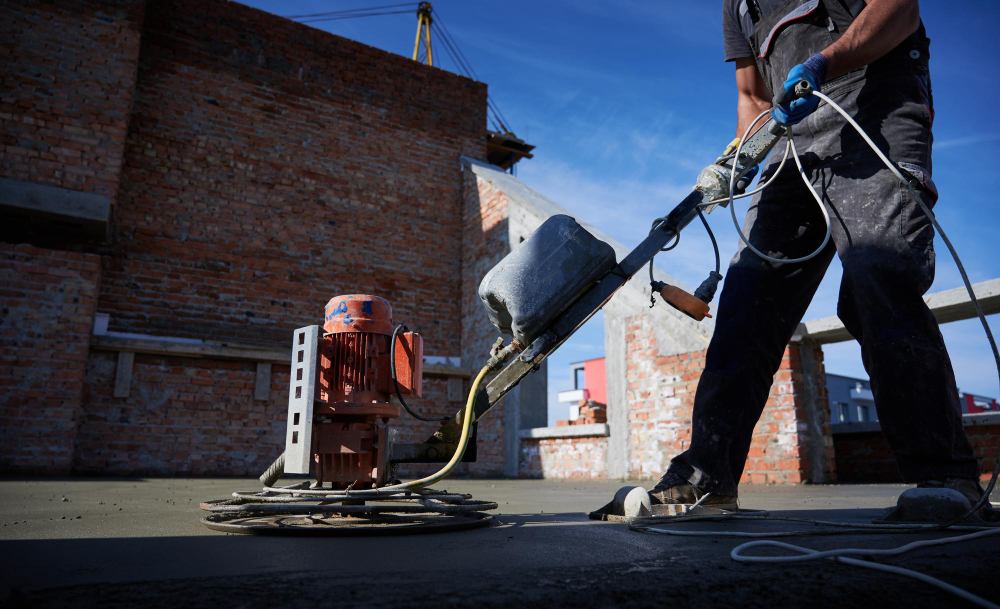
xmin=200 ymin=509 xmax=493 ymax=535
xmin=200 ymin=489 xmax=497 ymax=535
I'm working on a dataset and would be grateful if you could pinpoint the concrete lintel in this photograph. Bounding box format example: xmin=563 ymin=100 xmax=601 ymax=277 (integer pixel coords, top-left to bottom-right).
xmin=91 ymin=334 xmax=470 ymax=378
xmin=832 ymin=412 xmax=1000 ymax=435
xmin=518 ymin=423 xmax=610 ymax=440
xmin=0 ymin=177 xmax=110 ymax=240
xmin=796 ymin=278 xmax=1000 ymax=344
xmin=830 ymin=421 xmax=883 ymax=435
xmin=963 ymin=412 xmax=1000 ymax=427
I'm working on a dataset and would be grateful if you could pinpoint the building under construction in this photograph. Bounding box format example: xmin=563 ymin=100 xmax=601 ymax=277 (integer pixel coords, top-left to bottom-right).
xmin=3 ymin=0 xmax=999 ymax=488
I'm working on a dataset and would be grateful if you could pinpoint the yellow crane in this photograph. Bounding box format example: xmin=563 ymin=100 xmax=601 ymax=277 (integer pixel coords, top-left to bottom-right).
xmin=409 ymin=2 xmax=533 ymax=170
xmin=412 ymin=2 xmax=433 ymax=65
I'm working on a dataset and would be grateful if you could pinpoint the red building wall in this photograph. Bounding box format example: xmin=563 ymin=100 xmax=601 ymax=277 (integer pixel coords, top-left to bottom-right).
xmin=583 ymin=357 xmax=607 ymax=405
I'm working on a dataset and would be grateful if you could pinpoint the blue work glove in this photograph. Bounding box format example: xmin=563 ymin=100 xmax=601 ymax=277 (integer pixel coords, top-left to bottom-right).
xmin=772 ymin=53 xmax=827 ymax=126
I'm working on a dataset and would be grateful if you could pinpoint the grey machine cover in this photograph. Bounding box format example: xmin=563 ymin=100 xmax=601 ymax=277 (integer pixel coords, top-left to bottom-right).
xmin=478 ymin=214 xmax=617 ymax=345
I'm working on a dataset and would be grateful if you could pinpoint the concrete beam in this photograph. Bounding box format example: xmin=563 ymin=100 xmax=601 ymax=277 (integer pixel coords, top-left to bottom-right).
xmin=90 ymin=334 xmax=471 ymax=377
xmin=831 ymin=411 xmax=1000 ymax=435
xmin=798 ymin=279 xmax=1000 ymax=345
xmin=518 ymin=423 xmax=610 ymax=439
xmin=0 ymin=177 xmax=110 ymax=241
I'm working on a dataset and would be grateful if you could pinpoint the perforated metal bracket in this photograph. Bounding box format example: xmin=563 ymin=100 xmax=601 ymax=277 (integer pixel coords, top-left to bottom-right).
xmin=283 ymin=325 xmax=319 ymax=474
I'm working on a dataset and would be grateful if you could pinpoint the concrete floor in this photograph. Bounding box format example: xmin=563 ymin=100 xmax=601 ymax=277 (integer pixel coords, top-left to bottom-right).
xmin=1 ymin=477 xmax=997 ymax=608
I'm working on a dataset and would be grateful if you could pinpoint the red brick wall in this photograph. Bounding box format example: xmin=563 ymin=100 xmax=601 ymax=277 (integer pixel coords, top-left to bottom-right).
xmin=624 ymin=314 xmax=834 ymax=484
xmin=457 ymin=167 xmax=513 ymax=476
xmin=0 ymin=244 xmax=101 ymax=473
xmin=2 ymin=0 xmax=498 ymax=476
xmin=100 ymin=0 xmax=487 ymax=347
xmin=0 ymin=0 xmax=144 ymax=201
xmin=75 ymin=352 xmax=288 ymax=475
xmin=73 ymin=352 xmax=479 ymax=476
xmin=834 ymin=422 xmax=1000 ymax=484
xmin=520 ymin=435 xmax=608 ymax=480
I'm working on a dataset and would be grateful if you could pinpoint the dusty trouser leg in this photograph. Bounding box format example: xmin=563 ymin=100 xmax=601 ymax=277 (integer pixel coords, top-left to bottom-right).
xmin=831 ymin=166 xmax=978 ymax=482
xmin=666 ymin=167 xmax=835 ymax=496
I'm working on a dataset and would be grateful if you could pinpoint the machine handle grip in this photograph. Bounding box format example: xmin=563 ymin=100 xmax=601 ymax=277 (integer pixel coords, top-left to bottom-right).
xmin=652 ymin=281 xmax=712 ymax=321
xmin=773 ymin=79 xmax=813 ymax=108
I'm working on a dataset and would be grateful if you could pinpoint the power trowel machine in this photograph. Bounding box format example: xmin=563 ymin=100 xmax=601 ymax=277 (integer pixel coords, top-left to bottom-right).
xmin=197 ymin=105 xmax=781 ymax=534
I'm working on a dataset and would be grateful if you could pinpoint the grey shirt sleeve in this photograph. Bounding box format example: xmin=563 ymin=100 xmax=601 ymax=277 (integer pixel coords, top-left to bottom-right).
xmin=723 ymin=0 xmax=754 ymax=61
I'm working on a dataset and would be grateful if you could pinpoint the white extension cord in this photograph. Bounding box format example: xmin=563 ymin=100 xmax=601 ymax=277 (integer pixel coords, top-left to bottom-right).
xmin=732 ymin=528 xmax=1000 ymax=609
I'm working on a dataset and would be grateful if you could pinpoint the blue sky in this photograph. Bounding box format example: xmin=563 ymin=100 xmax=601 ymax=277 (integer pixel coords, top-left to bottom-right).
xmin=243 ymin=1 xmax=1000 ymax=424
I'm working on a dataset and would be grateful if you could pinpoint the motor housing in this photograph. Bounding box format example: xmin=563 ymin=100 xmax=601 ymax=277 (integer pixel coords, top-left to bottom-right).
xmin=284 ymin=294 xmax=423 ymax=488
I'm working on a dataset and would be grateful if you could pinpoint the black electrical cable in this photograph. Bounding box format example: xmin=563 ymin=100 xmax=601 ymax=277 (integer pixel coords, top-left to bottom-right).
xmin=390 ymin=324 xmax=449 ymax=422
xmin=285 ymin=3 xmax=414 ymax=20
xmin=646 ymin=216 xmax=681 ymax=285
xmin=296 ymin=9 xmax=413 ymax=24
xmin=430 ymin=17 xmax=512 ymax=133
xmin=697 ymin=207 xmax=721 ymax=275
xmin=429 ymin=21 xmax=498 ymax=127
xmin=431 ymin=22 xmax=505 ymax=132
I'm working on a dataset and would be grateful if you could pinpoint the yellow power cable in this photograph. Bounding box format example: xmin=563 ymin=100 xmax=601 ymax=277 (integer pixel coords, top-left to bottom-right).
xmin=261 ymin=359 xmax=498 ymax=497
xmin=374 ymin=362 xmax=490 ymax=492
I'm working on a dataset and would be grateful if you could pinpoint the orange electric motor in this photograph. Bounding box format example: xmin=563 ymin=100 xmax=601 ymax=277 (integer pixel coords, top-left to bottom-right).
xmin=313 ymin=294 xmax=423 ymax=488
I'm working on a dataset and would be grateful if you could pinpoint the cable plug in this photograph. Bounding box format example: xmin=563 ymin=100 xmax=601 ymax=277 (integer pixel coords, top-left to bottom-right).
xmin=694 ymin=271 xmax=723 ymax=304
xmin=649 ymin=280 xmax=666 ymax=308
xmin=651 ymin=280 xmax=712 ymax=321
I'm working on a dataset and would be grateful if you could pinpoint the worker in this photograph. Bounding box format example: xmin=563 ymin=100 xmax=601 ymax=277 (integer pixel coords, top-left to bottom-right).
xmin=649 ymin=0 xmax=985 ymax=514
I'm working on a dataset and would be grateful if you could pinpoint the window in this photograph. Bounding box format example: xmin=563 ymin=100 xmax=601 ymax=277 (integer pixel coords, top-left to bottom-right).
xmin=837 ymin=403 xmax=849 ymax=423
xmin=857 ymin=405 xmax=869 ymax=423
xmin=573 ymin=366 xmax=585 ymax=390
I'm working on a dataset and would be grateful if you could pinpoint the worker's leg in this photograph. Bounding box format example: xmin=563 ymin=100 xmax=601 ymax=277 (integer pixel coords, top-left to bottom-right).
xmin=663 ymin=167 xmax=835 ymax=496
xmin=831 ymin=165 xmax=979 ymax=482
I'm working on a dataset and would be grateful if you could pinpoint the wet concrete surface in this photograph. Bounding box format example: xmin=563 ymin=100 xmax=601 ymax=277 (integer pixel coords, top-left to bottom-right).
xmin=0 ymin=478 xmax=997 ymax=608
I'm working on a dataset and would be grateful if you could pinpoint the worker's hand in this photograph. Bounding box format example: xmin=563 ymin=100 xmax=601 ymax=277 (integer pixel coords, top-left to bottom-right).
xmin=734 ymin=163 xmax=758 ymax=194
xmin=714 ymin=137 xmax=758 ymax=195
xmin=772 ymin=53 xmax=827 ymax=126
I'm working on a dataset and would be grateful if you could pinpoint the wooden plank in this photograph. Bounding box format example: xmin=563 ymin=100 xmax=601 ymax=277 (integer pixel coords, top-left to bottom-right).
xmin=798 ymin=279 xmax=1000 ymax=345
xmin=254 ymin=362 xmax=271 ymax=401
xmin=113 ymin=351 xmax=134 ymax=398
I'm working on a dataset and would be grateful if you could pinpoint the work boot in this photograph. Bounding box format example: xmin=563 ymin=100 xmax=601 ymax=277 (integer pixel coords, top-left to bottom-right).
xmin=647 ymin=472 xmax=738 ymax=510
xmin=917 ymin=478 xmax=986 ymax=506
xmin=885 ymin=478 xmax=996 ymax=523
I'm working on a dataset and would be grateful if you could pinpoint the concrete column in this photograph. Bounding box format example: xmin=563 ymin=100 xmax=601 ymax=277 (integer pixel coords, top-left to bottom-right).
xmin=502 ymin=361 xmax=546 ymax=477
xmin=791 ymin=338 xmax=836 ymax=483
xmin=604 ymin=313 xmax=629 ymax=479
